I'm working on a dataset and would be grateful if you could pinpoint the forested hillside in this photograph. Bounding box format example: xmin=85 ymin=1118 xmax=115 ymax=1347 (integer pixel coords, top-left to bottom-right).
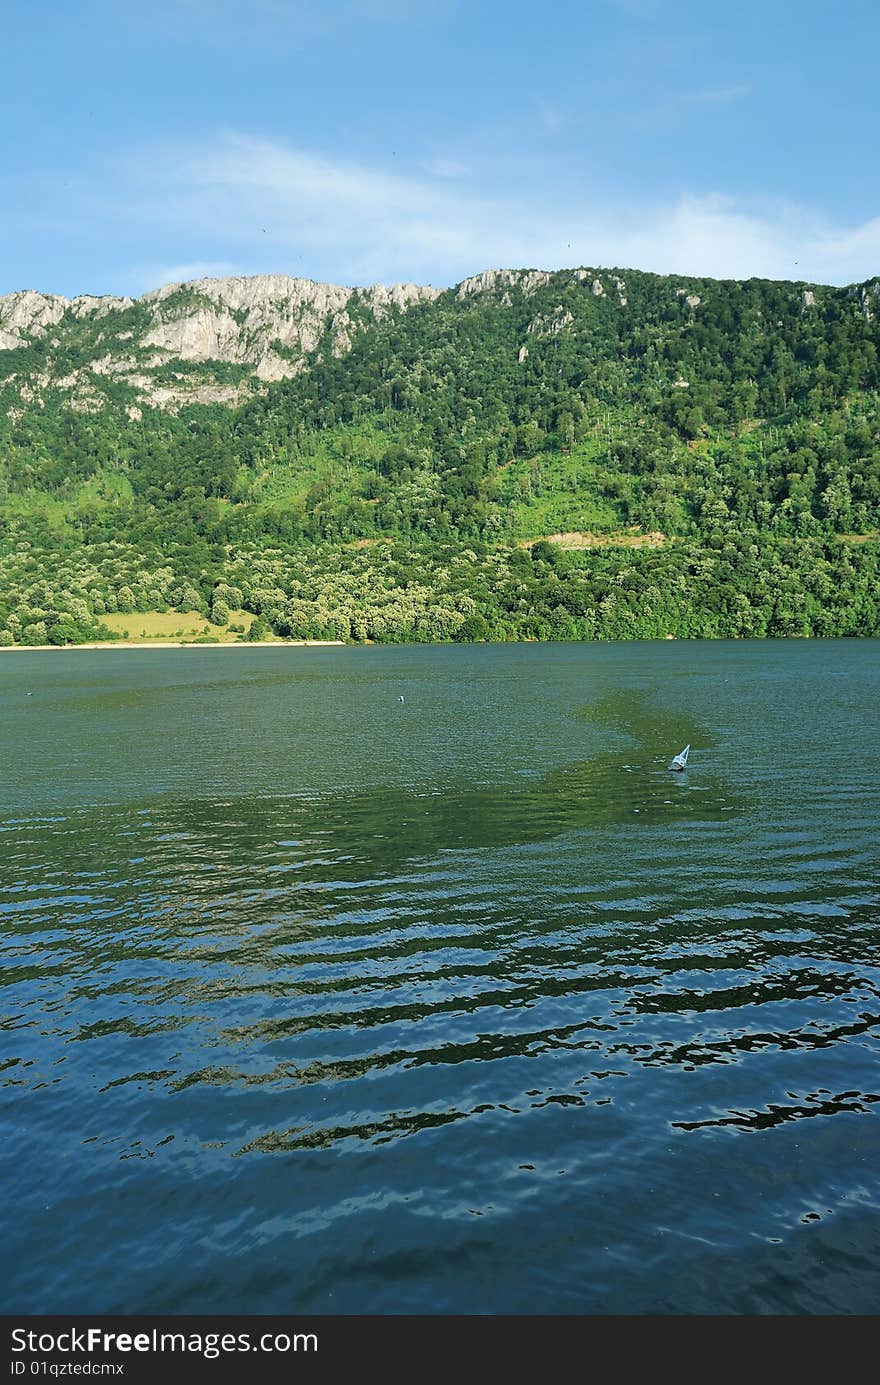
xmin=1 ymin=265 xmax=879 ymax=643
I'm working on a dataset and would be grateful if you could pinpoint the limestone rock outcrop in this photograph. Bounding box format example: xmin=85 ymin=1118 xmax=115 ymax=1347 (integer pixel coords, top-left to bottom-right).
xmin=0 ymin=289 xmax=68 ymax=347
xmin=457 ymin=268 xmax=550 ymax=299
xmin=0 ymin=272 xmax=442 ymax=412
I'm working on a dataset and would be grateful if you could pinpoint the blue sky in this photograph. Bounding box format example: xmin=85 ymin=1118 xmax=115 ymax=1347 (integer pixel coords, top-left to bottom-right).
xmin=2 ymin=0 xmax=879 ymax=296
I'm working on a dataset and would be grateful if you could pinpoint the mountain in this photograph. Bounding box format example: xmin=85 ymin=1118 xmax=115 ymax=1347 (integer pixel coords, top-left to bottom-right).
xmin=0 ymin=274 xmax=441 ymax=413
xmin=1 ymin=264 xmax=879 ymax=645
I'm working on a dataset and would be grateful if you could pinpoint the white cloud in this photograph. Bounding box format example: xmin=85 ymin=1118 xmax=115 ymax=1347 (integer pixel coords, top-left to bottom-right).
xmin=113 ymin=134 xmax=880 ymax=292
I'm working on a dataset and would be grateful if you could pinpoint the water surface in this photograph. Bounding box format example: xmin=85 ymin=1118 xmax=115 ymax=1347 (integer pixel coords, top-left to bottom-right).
xmin=1 ymin=641 xmax=879 ymax=1313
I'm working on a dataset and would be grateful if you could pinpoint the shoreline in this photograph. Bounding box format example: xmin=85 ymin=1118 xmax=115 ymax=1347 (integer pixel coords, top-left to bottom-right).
xmin=0 ymin=640 xmax=346 ymax=651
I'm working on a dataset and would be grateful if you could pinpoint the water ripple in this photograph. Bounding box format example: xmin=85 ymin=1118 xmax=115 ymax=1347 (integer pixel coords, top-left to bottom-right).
xmin=2 ymin=643 xmax=880 ymax=1313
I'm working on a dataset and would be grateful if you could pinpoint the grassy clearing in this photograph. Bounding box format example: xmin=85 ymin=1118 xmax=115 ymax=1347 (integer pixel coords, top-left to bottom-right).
xmin=98 ymin=609 xmax=262 ymax=642
xmin=245 ymin=417 xmax=408 ymax=509
xmin=499 ymin=436 xmax=628 ymax=538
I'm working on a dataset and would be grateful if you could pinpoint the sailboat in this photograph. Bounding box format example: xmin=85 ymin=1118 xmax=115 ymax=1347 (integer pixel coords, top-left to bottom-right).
xmin=669 ymin=744 xmax=690 ymax=772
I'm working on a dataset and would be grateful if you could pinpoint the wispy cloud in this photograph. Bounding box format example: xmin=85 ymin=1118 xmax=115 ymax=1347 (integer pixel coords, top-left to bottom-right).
xmin=110 ymin=133 xmax=880 ymax=291
xmin=536 ymin=101 xmax=567 ymax=133
xmin=132 ymin=259 xmax=240 ymax=291
xmin=420 ymin=156 xmax=472 ymax=180
xmin=682 ymin=84 xmax=750 ymax=105
xmin=629 ymin=80 xmax=751 ymax=132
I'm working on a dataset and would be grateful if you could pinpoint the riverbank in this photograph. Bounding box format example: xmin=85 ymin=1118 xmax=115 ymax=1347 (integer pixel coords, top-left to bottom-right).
xmin=0 ymin=640 xmax=346 ymax=651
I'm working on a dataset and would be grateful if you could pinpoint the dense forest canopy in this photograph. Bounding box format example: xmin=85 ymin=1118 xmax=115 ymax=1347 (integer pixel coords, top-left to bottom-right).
xmin=1 ymin=264 xmax=879 ymax=643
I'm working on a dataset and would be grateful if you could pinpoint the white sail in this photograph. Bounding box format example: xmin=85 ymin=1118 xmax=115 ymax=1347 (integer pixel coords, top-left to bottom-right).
xmin=669 ymin=744 xmax=690 ymax=769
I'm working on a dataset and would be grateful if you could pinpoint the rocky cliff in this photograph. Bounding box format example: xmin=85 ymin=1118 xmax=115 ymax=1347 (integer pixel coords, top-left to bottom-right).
xmin=0 ymin=273 xmax=441 ymax=415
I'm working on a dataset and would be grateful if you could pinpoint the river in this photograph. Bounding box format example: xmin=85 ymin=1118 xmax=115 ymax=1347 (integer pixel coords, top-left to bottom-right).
xmin=2 ymin=640 xmax=878 ymax=1312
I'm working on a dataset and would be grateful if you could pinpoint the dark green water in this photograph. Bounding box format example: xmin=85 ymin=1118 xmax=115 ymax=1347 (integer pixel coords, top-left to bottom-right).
xmin=2 ymin=641 xmax=879 ymax=1314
